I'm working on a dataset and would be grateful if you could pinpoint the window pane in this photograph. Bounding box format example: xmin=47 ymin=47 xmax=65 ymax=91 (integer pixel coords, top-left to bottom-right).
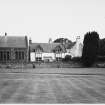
xmin=4 ymin=51 xmax=6 ymax=60
xmin=15 ymin=51 xmax=18 ymax=60
xmin=22 ymin=52 xmax=24 ymax=60
xmin=7 ymin=52 xmax=10 ymax=60
xmin=0 ymin=51 xmax=3 ymax=60
xmin=19 ymin=52 xmax=21 ymax=60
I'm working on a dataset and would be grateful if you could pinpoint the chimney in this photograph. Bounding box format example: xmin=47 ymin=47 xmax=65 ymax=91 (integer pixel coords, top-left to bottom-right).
xmin=5 ymin=32 xmax=7 ymax=36
xmin=48 ymin=38 xmax=52 ymax=44
xmin=76 ymin=36 xmax=80 ymax=42
xmin=29 ymin=38 xmax=32 ymax=44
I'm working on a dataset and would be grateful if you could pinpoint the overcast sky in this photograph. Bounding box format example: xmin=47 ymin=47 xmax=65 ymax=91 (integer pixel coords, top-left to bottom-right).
xmin=0 ymin=0 xmax=105 ymax=43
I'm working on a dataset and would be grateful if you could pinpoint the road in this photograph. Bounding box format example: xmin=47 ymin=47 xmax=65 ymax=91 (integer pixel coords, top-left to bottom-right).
xmin=0 ymin=68 xmax=105 ymax=103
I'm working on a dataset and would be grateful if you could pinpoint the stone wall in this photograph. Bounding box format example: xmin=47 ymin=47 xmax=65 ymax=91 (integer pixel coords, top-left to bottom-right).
xmin=0 ymin=48 xmax=28 ymax=64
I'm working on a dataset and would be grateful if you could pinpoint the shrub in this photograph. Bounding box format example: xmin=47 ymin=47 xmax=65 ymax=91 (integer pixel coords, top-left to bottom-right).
xmin=71 ymin=57 xmax=81 ymax=62
xmin=62 ymin=55 xmax=71 ymax=62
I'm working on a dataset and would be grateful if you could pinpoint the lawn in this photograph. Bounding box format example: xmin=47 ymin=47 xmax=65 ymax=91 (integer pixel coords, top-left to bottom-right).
xmin=0 ymin=68 xmax=105 ymax=103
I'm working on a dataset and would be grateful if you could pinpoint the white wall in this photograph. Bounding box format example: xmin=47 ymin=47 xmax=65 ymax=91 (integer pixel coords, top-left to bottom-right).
xmin=30 ymin=52 xmax=35 ymax=62
xmin=30 ymin=52 xmax=66 ymax=62
xmin=70 ymin=38 xmax=83 ymax=58
xmin=42 ymin=53 xmax=55 ymax=60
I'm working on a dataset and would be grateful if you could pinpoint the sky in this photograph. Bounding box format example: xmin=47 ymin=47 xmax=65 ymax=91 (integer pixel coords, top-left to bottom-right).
xmin=0 ymin=0 xmax=105 ymax=43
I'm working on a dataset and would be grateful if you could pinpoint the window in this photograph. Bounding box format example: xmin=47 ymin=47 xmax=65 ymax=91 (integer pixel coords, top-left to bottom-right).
xmin=15 ymin=51 xmax=24 ymax=60
xmin=22 ymin=52 xmax=24 ymax=59
xmin=56 ymin=57 xmax=62 ymax=61
xmin=0 ymin=51 xmax=10 ymax=62
xmin=36 ymin=57 xmax=42 ymax=62
xmin=19 ymin=52 xmax=21 ymax=59
xmin=35 ymin=52 xmax=42 ymax=62
xmin=55 ymin=53 xmax=62 ymax=62
xmin=15 ymin=51 xmax=18 ymax=60
xmin=0 ymin=51 xmax=3 ymax=60
xmin=4 ymin=52 xmax=6 ymax=60
xmin=7 ymin=52 xmax=10 ymax=60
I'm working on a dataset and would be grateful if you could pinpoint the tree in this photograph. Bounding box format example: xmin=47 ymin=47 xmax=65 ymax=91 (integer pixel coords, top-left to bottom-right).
xmin=53 ymin=38 xmax=74 ymax=49
xmin=98 ymin=38 xmax=105 ymax=56
xmin=54 ymin=38 xmax=72 ymax=44
xmin=82 ymin=31 xmax=99 ymax=67
xmin=96 ymin=38 xmax=105 ymax=62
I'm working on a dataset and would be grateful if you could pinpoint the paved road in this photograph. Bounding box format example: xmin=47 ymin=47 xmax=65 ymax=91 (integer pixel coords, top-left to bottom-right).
xmin=0 ymin=68 xmax=105 ymax=103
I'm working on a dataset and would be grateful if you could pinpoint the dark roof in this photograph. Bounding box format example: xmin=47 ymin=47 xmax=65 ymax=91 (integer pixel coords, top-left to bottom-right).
xmin=30 ymin=43 xmax=66 ymax=53
xmin=0 ymin=36 xmax=28 ymax=48
xmin=66 ymin=42 xmax=76 ymax=49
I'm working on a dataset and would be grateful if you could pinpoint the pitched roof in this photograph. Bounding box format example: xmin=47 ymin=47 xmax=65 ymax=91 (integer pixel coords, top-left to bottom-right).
xmin=30 ymin=43 xmax=66 ymax=53
xmin=53 ymin=44 xmax=66 ymax=53
xmin=66 ymin=42 xmax=76 ymax=49
xmin=0 ymin=36 xmax=28 ymax=48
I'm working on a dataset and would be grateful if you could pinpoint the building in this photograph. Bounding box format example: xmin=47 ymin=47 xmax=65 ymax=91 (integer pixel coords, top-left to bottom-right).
xmin=0 ymin=34 xmax=28 ymax=63
xmin=29 ymin=39 xmax=66 ymax=62
xmin=29 ymin=36 xmax=83 ymax=62
xmin=66 ymin=36 xmax=83 ymax=58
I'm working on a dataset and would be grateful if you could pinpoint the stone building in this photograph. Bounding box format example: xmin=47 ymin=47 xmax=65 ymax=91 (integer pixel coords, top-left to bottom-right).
xmin=0 ymin=34 xmax=28 ymax=63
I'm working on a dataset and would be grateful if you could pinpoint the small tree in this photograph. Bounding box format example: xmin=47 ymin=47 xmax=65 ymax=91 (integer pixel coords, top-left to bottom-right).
xmin=82 ymin=31 xmax=99 ymax=67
